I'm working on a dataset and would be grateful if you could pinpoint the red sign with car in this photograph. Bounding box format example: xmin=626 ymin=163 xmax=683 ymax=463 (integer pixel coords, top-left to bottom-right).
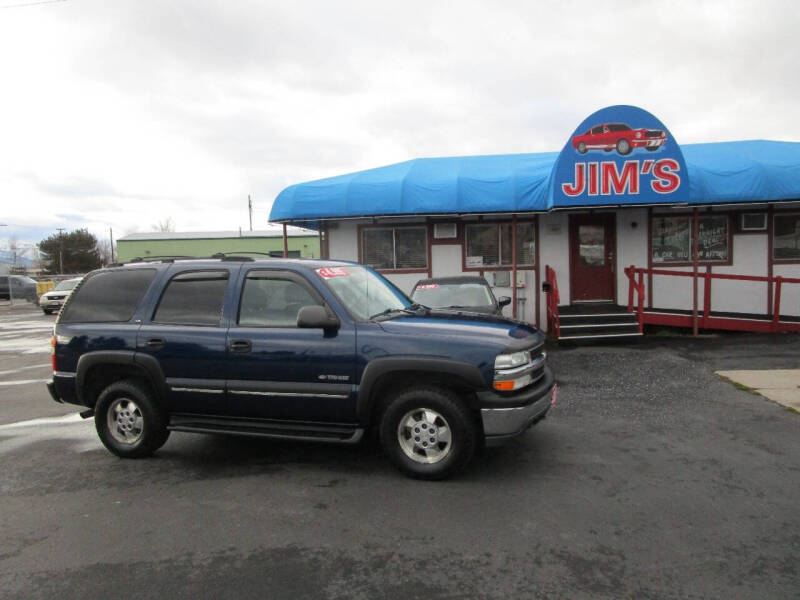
xmin=571 ymin=122 xmax=667 ymax=156
xmin=553 ymin=106 xmax=689 ymax=207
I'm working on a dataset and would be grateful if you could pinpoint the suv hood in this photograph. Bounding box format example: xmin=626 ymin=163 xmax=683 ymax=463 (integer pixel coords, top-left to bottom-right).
xmin=376 ymin=309 xmax=543 ymax=353
xmin=41 ymin=290 xmax=71 ymax=298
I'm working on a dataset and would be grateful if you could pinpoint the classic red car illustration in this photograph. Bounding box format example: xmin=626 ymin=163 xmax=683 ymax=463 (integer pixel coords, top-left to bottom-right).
xmin=572 ymin=123 xmax=667 ymax=156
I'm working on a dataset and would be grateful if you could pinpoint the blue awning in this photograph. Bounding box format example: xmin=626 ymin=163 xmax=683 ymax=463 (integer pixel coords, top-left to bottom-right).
xmin=270 ymin=140 xmax=800 ymax=225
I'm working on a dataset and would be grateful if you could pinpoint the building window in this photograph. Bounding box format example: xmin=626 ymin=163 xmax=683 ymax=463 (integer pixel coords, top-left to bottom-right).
xmin=465 ymin=222 xmax=535 ymax=268
xmin=651 ymin=215 xmax=730 ymax=264
xmin=361 ymin=226 xmax=427 ymax=270
xmin=773 ymin=214 xmax=800 ymax=261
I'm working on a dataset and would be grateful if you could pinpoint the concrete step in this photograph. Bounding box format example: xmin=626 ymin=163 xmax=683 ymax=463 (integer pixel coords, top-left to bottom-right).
xmin=558 ymin=331 xmax=644 ymax=343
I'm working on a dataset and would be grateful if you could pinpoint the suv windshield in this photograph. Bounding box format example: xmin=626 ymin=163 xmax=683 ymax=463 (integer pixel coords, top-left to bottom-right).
xmin=315 ymin=266 xmax=411 ymax=321
xmin=412 ymin=282 xmax=494 ymax=308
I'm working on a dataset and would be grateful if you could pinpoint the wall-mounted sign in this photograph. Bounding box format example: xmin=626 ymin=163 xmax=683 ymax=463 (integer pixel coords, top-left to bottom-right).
xmin=552 ymin=105 xmax=689 ymax=207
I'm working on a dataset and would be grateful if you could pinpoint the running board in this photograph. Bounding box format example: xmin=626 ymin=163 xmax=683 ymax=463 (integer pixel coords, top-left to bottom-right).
xmin=168 ymin=415 xmax=364 ymax=444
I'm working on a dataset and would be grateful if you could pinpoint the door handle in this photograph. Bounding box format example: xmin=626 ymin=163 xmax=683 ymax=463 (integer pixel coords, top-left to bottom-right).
xmin=229 ymin=339 xmax=252 ymax=354
xmin=144 ymin=338 xmax=165 ymax=349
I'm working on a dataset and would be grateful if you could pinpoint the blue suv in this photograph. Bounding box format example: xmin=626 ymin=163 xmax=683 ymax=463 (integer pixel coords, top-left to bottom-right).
xmin=47 ymin=258 xmax=555 ymax=479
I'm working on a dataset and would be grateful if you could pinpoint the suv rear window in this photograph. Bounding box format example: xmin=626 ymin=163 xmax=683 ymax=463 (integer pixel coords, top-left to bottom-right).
xmin=60 ymin=269 xmax=156 ymax=323
xmin=153 ymin=270 xmax=229 ymax=326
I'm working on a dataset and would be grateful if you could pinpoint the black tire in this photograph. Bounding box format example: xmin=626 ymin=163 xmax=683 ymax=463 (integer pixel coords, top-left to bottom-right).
xmin=616 ymin=138 xmax=632 ymax=155
xmin=645 ymin=146 xmax=659 ymax=152
xmin=42 ymin=309 xmax=52 ymax=315
xmin=577 ymin=141 xmax=587 ymax=154
xmin=379 ymin=386 xmax=476 ymax=480
xmin=95 ymin=379 xmax=170 ymax=458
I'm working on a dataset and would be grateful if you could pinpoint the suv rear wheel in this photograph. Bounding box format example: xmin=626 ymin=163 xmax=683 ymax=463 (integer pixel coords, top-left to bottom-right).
xmin=379 ymin=386 xmax=476 ymax=480
xmin=95 ymin=379 xmax=169 ymax=458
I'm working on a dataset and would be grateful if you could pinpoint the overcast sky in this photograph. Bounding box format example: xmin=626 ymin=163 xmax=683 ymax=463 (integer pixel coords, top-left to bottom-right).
xmin=1 ymin=0 xmax=798 ymax=249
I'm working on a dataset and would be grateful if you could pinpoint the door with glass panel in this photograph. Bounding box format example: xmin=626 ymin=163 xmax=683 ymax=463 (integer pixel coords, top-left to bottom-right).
xmin=569 ymin=214 xmax=616 ymax=302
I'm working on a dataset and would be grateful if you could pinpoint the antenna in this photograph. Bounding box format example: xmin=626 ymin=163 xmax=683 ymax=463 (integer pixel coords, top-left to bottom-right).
xmin=248 ymin=195 xmax=253 ymax=231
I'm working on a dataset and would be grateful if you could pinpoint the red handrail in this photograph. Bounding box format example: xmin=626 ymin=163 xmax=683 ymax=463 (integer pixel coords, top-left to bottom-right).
xmin=625 ymin=265 xmax=800 ymax=333
xmin=623 ymin=266 xmax=645 ymax=332
xmin=544 ymin=265 xmax=560 ymax=337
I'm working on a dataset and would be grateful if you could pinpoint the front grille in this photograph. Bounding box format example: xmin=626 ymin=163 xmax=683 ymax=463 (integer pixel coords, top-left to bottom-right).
xmin=645 ymin=130 xmax=664 ymax=138
xmin=49 ymin=295 xmax=65 ymax=300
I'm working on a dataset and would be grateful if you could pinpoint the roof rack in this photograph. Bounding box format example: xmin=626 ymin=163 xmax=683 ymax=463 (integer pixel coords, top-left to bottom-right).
xmin=210 ymin=253 xmax=254 ymax=262
xmin=129 ymin=255 xmax=195 ymax=263
xmin=125 ymin=252 xmax=296 ymax=265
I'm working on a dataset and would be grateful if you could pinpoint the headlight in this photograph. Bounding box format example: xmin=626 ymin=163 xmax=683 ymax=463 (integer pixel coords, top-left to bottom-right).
xmin=494 ymin=351 xmax=530 ymax=370
xmin=494 ymin=350 xmax=546 ymax=391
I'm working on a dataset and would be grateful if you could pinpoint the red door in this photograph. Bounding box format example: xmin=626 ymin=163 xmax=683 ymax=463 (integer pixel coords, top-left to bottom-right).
xmin=570 ymin=214 xmax=616 ymax=302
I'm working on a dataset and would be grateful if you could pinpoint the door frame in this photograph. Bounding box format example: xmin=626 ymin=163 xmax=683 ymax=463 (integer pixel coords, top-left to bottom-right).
xmin=568 ymin=212 xmax=618 ymax=304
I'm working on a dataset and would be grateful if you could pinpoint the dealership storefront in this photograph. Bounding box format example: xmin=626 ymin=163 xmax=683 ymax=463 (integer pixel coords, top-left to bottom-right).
xmin=270 ymin=106 xmax=800 ymax=340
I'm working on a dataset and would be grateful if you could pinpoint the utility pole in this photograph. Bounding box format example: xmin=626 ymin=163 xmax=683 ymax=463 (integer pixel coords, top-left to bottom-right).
xmin=56 ymin=228 xmax=65 ymax=274
xmin=109 ymin=228 xmax=115 ymax=264
xmin=248 ymin=195 xmax=253 ymax=231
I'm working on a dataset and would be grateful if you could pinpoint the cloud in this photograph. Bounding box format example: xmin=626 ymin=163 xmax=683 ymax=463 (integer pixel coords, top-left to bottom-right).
xmin=0 ymin=0 xmax=798 ymax=244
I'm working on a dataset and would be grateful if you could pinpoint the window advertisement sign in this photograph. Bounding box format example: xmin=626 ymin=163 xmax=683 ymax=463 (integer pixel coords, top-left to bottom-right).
xmin=697 ymin=216 xmax=729 ymax=262
xmin=651 ymin=215 xmax=730 ymax=264
xmin=552 ymin=105 xmax=689 ymax=208
xmin=652 ymin=216 xmax=691 ymax=263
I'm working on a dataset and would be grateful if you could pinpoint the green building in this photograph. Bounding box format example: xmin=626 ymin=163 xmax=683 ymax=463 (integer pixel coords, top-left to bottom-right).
xmin=116 ymin=228 xmax=320 ymax=263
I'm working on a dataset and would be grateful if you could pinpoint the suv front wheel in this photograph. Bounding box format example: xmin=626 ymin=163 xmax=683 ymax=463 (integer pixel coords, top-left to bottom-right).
xmin=95 ymin=379 xmax=170 ymax=458
xmin=380 ymin=386 xmax=476 ymax=480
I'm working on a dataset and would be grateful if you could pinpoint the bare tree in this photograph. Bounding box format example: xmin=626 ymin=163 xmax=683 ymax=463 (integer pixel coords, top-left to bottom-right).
xmin=8 ymin=236 xmax=18 ymax=268
xmin=151 ymin=217 xmax=176 ymax=232
xmin=96 ymin=238 xmax=116 ymax=266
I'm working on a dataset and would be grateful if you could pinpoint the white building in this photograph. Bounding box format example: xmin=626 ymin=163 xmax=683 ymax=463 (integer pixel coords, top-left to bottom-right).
xmin=270 ymin=107 xmax=800 ymax=341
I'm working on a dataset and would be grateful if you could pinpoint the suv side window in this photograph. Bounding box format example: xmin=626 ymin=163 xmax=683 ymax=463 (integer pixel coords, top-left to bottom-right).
xmin=60 ymin=269 xmax=157 ymax=323
xmin=153 ymin=270 xmax=229 ymax=326
xmin=238 ymin=271 xmax=321 ymax=327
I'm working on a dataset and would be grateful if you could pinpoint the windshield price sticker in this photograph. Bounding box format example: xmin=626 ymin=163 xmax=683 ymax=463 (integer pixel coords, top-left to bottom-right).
xmin=417 ymin=283 xmax=439 ymax=289
xmin=317 ymin=267 xmax=349 ymax=278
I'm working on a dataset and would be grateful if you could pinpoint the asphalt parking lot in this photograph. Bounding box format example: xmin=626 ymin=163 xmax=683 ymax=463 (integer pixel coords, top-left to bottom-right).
xmin=1 ymin=305 xmax=799 ymax=599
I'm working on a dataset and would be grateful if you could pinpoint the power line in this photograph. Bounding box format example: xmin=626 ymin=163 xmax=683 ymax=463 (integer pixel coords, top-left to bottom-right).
xmin=1 ymin=0 xmax=67 ymax=9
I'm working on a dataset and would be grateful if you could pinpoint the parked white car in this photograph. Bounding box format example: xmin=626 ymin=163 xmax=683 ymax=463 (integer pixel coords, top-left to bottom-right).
xmin=39 ymin=277 xmax=82 ymax=315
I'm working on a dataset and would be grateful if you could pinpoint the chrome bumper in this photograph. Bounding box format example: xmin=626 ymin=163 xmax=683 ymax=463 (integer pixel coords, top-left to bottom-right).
xmin=481 ymin=392 xmax=552 ymax=437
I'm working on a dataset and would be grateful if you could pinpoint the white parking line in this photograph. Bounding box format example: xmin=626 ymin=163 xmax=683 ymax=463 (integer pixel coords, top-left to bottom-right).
xmin=0 ymin=379 xmax=50 ymax=386
xmin=0 ymin=363 xmax=51 ymax=377
xmin=0 ymin=412 xmax=83 ymax=429
xmin=0 ymin=338 xmax=51 ymax=354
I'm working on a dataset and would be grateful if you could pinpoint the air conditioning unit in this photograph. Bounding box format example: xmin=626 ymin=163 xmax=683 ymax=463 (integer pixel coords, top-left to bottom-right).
xmin=433 ymin=223 xmax=457 ymax=239
xmin=740 ymin=213 xmax=767 ymax=231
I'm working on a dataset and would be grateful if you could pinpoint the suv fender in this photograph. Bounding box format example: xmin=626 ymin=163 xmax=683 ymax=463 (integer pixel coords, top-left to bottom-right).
xmin=356 ymin=357 xmax=488 ymax=425
xmin=76 ymin=351 xmax=169 ymax=406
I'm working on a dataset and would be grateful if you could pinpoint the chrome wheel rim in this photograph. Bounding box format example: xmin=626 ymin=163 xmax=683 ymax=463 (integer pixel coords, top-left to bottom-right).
xmin=107 ymin=397 xmax=144 ymax=445
xmin=397 ymin=408 xmax=452 ymax=464
xmin=618 ymin=139 xmax=630 ymax=154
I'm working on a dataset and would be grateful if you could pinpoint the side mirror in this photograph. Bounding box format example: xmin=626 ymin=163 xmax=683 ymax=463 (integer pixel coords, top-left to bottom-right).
xmin=497 ymin=296 xmax=511 ymax=308
xmin=297 ymin=305 xmax=340 ymax=330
